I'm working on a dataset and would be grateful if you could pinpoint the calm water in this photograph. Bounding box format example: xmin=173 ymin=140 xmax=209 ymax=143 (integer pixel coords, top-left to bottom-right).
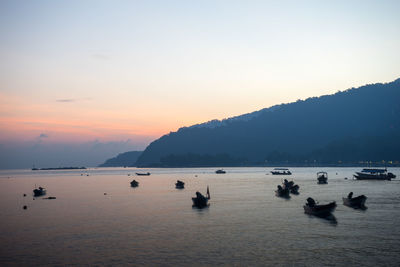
xmin=1 ymin=167 xmax=400 ymax=266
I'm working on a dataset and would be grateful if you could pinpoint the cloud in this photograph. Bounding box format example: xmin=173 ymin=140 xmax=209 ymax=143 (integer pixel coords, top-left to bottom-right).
xmin=39 ymin=133 xmax=49 ymax=138
xmin=56 ymin=99 xmax=75 ymax=103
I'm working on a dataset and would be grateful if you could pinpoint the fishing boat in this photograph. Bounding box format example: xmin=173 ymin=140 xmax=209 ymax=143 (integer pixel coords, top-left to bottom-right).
xmin=136 ymin=172 xmax=150 ymax=176
xmin=317 ymin=171 xmax=328 ymax=184
xmin=283 ymin=179 xmax=300 ymax=194
xmin=130 ymin=180 xmax=139 ymax=187
xmin=343 ymin=192 xmax=367 ymax=208
xmin=192 ymin=186 xmax=210 ymax=208
xmin=275 ymin=185 xmax=290 ymax=198
xmin=215 ymin=169 xmax=226 ymax=174
xmin=175 ymin=180 xmax=185 ymax=189
xmin=33 ymin=187 xmax=46 ymax=197
xmin=271 ymin=168 xmax=292 ymax=175
xmin=353 ymin=168 xmax=396 ymax=180
xmin=303 ymin=197 xmax=336 ymax=216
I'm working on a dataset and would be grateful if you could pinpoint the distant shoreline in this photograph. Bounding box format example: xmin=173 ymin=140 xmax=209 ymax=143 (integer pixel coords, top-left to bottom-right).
xmin=32 ymin=167 xmax=87 ymax=171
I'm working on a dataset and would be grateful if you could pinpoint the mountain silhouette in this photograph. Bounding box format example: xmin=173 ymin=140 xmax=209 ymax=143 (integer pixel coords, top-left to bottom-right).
xmin=99 ymin=151 xmax=142 ymax=167
xmin=136 ymin=79 xmax=400 ymax=167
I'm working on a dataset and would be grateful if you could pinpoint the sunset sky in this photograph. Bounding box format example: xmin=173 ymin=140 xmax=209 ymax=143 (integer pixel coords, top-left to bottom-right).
xmin=1 ymin=0 xmax=400 ymax=168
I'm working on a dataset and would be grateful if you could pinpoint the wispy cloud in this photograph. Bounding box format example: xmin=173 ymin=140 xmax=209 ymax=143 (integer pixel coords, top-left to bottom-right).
xmin=56 ymin=99 xmax=75 ymax=103
xmin=39 ymin=133 xmax=49 ymax=138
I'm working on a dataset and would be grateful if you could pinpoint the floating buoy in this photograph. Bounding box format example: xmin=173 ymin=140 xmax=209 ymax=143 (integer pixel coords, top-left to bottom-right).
xmin=23 ymin=205 xmax=27 ymax=210
xmin=23 ymin=194 xmax=26 ymax=197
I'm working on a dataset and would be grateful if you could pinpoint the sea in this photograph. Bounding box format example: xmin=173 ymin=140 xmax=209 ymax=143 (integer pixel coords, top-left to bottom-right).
xmin=1 ymin=167 xmax=400 ymax=266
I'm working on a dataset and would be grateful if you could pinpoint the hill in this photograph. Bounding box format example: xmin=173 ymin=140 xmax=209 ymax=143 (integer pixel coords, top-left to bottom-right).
xmin=99 ymin=151 xmax=142 ymax=167
xmin=136 ymin=79 xmax=400 ymax=167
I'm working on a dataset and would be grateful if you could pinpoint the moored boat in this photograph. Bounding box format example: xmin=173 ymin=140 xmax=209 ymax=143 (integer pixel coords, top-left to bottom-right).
xmin=192 ymin=186 xmax=210 ymax=208
xmin=275 ymin=185 xmax=290 ymax=198
xmin=317 ymin=171 xmax=328 ymax=184
xmin=215 ymin=169 xmax=226 ymax=174
xmin=353 ymin=168 xmax=395 ymax=180
xmin=33 ymin=187 xmax=46 ymax=197
xmin=283 ymin=179 xmax=300 ymax=194
xmin=271 ymin=168 xmax=292 ymax=175
xmin=130 ymin=180 xmax=139 ymax=187
xmin=175 ymin=180 xmax=185 ymax=189
xmin=343 ymin=192 xmax=367 ymax=208
xmin=303 ymin=197 xmax=336 ymax=216
xmin=136 ymin=172 xmax=150 ymax=176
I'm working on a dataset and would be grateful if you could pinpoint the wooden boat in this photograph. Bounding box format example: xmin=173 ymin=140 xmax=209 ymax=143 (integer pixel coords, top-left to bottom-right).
xmin=175 ymin=180 xmax=185 ymax=189
xmin=303 ymin=197 xmax=336 ymax=216
xmin=317 ymin=171 xmax=328 ymax=184
xmin=192 ymin=186 xmax=210 ymax=208
xmin=215 ymin=169 xmax=226 ymax=174
xmin=275 ymin=185 xmax=290 ymax=198
xmin=353 ymin=168 xmax=396 ymax=180
xmin=136 ymin=172 xmax=150 ymax=176
xmin=271 ymin=168 xmax=292 ymax=175
xmin=130 ymin=180 xmax=139 ymax=187
xmin=283 ymin=179 xmax=300 ymax=194
xmin=33 ymin=187 xmax=46 ymax=197
xmin=343 ymin=192 xmax=367 ymax=208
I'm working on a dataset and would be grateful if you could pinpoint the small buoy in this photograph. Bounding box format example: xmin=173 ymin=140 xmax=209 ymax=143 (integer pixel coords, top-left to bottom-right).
xmin=23 ymin=194 xmax=26 ymax=197
xmin=23 ymin=205 xmax=27 ymax=210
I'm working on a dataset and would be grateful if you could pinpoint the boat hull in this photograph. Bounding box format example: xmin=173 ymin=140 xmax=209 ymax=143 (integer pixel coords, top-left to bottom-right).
xmin=343 ymin=195 xmax=367 ymax=208
xmin=304 ymin=202 xmax=336 ymax=216
xmin=192 ymin=197 xmax=208 ymax=208
xmin=354 ymin=173 xmax=391 ymax=180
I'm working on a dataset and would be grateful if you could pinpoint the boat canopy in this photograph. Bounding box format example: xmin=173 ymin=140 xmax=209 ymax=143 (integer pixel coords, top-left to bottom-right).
xmin=361 ymin=168 xmax=386 ymax=174
xmin=317 ymin=171 xmax=328 ymax=175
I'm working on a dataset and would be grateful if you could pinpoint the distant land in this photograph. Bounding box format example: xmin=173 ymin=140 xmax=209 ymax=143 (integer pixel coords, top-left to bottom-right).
xmin=98 ymin=151 xmax=142 ymax=167
xmin=134 ymin=78 xmax=400 ymax=167
xmin=32 ymin=167 xmax=86 ymax=170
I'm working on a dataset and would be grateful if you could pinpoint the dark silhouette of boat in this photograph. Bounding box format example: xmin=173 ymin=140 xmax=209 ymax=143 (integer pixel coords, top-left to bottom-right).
xmin=343 ymin=192 xmax=367 ymax=208
xmin=353 ymin=168 xmax=396 ymax=180
xmin=192 ymin=186 xmax=210 ymax=208
xmin=317 ymin=171 xmax=328 ymax=184
xmin=271 ymin=168 xmax=292 ymax=175
xmin=215 ymin=169 xmax=226 ymax=174
xmin=304 ymin=197 xmax=336 ymax=216
xmin=275 ymin=185 xmax=290 ymax=198
xmin=136 ymin=172 xmax=150 ymax=176
xmin=175 ymin=180 xmax=185 ymax=189
xmin=130 ymin=180 xmax=139 ymax=187
xmin=283 ymin=179 xmax=300 ymax=194
xmin=33 ymin=187 xmax=46 ymax=197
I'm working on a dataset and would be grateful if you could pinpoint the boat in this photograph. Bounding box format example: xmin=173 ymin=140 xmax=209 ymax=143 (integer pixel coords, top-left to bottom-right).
xmin=192 ymin=186 xmax=210 ymax=208
xmin=33 ymin=187 xmax=46 ymax=197
xmin=303 ymin=197 xmax=336 ymax=216
xmin=343 ymin=192 xmax=367 ymax=208
xmin=353 ymin=168 xmax=396 ymax=180
xmin=175 ymin=180 xmax=185 ymax=189
xmin=275 ymin=185 xmax=290 ymax=198
xmin=271 ymin=168 xmax=292 ymax=175
xmin=317 ymin=171 xmax=328 ymax=184
xmin=130 ymin=180 xmax=139 ymax=187
xmin=136 ymin=172 xmax=150 ymax=176
xmin=282 ymin=179 xmax=300 ymax=194
xmin=215 ymin=169 xmax=226 ymax=174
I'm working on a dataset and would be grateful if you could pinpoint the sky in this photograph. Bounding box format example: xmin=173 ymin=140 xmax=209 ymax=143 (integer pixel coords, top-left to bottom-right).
xmin=1 ymin=0 xmax=400 ymax=168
